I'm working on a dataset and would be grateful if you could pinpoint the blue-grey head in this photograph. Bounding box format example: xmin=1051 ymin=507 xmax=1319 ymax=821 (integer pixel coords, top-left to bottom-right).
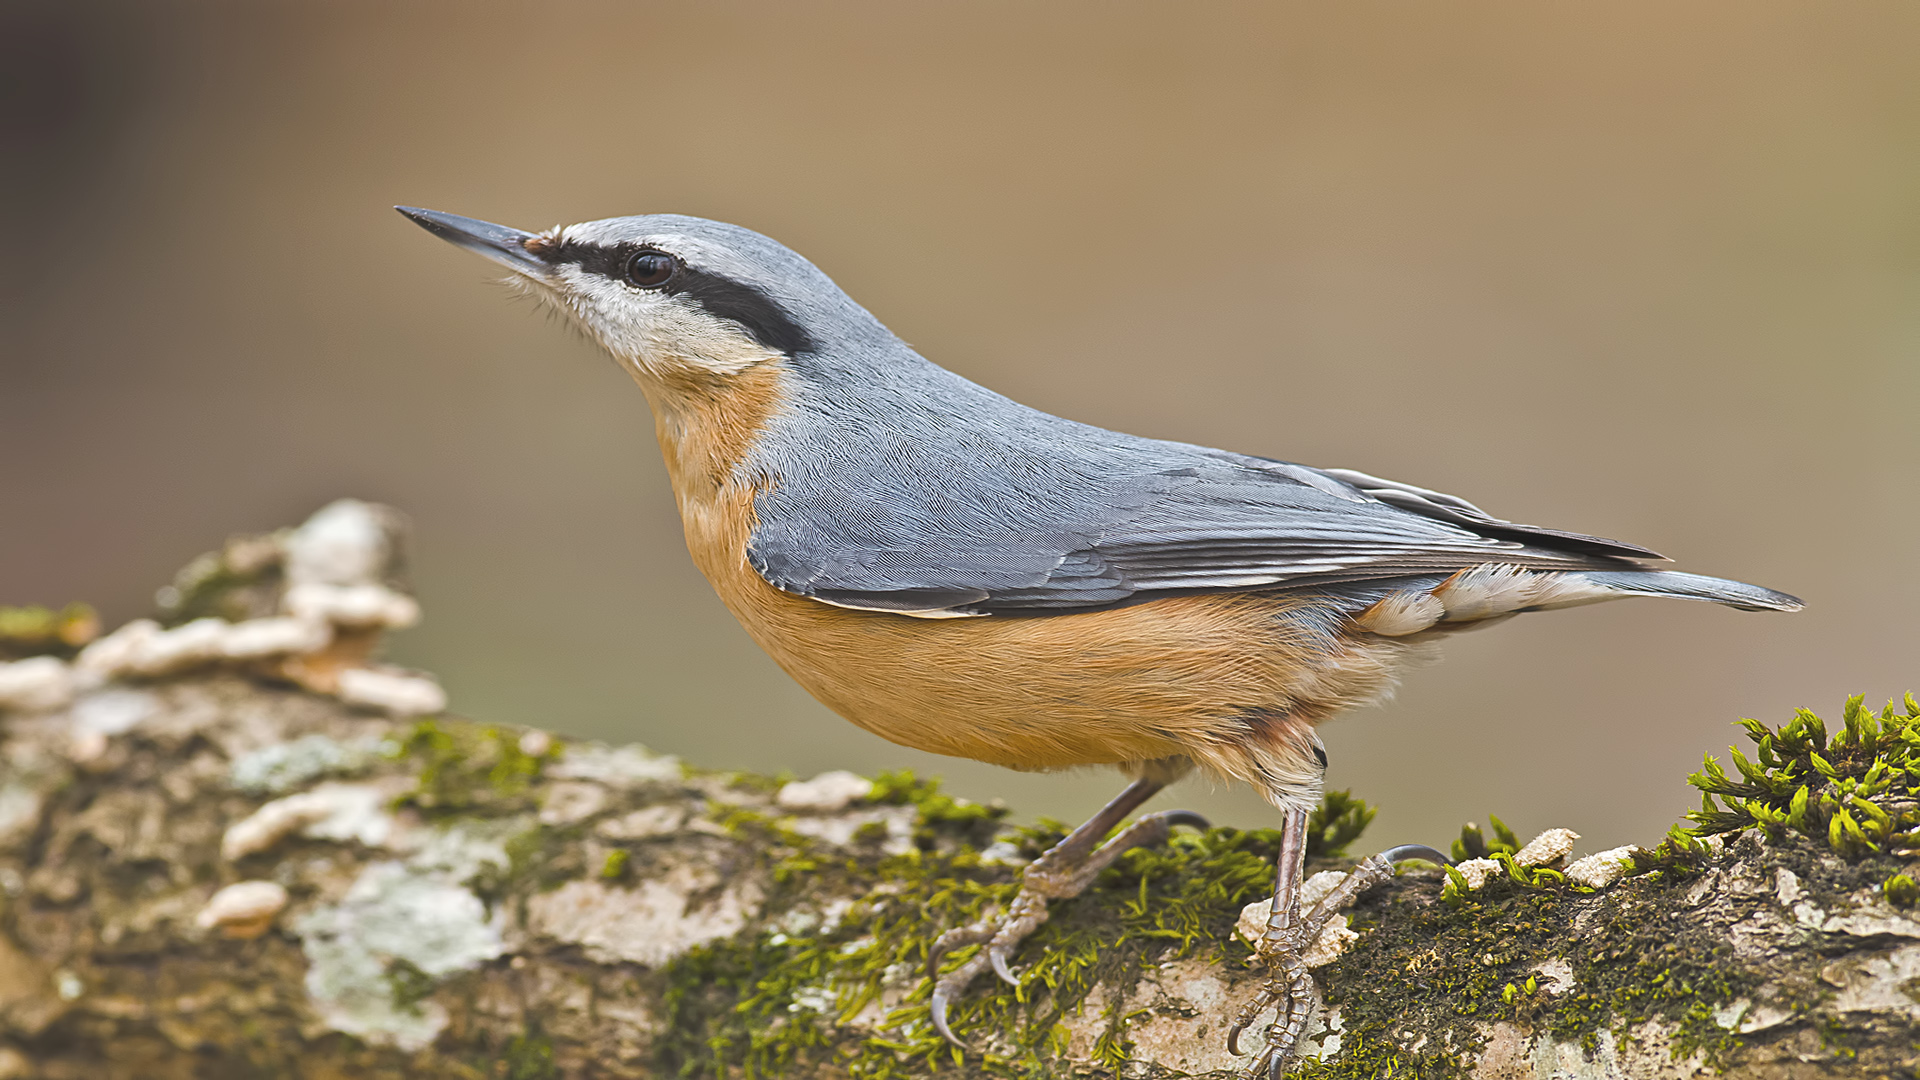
xmin=395 ymin=207 xmax=908 ymax=389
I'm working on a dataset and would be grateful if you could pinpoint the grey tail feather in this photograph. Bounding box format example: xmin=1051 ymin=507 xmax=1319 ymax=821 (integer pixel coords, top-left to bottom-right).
xmin=1580 ymin=570 xmax=1803 ymax=613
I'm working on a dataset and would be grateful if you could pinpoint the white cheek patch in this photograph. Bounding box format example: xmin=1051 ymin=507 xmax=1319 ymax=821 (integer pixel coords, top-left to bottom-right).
xmin=547 ymin=266 xmax=779 ymax=378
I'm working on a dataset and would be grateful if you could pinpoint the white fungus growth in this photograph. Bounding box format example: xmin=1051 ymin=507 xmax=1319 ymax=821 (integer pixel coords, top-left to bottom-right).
xmin=75 ymin=614 xmax=333 ymax=680
xmin=196 ymin=880 xmax=291 ymax=939
xmin=283 ymin=583 xmax=420 ymax=630
xmin=222 ymin=783 xmax=396 ymax=861
xmin=223 ymin=792 xmax=336 ymax=861
xmin=1513 ymin=828 xmax=1580 ymax=868
xmin=74 ymin=619 xmax=165 ymax=678
xmin=54 ymin=501 xmax=443 ymax=726
xmin=1567 ymin=845 xmax=1645 ymax=889
xmin=218 ymin=616 xmax=332 ymax=660
xmin=285 ymin=499 xmax=396 ymax=586
xmin=336 ymin=667 xmax=446 ymax=716
xmin=776 ymin=770 xmax=875 ymax=812
xmin=71 ymin=688 xmax=158 ymax=738
xmin=1449 ymin=828 xmax=1612 ymax=894
xmin=1452 ymin=858 xmax=1501 ymax=890
xmin=0 ymin=656 xmax=75 ymax=712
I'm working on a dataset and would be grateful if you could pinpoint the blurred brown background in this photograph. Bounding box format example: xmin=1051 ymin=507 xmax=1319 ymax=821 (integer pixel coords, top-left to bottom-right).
xmin=3 ymin=2 xmax=1915 ymax=850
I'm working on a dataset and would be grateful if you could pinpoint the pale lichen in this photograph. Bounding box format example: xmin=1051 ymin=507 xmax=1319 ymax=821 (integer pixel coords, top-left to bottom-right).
xmin=228 ymin=732 xmax=390 ymax=795
xmin=293 ymin=861 xmax=504 ymax=1050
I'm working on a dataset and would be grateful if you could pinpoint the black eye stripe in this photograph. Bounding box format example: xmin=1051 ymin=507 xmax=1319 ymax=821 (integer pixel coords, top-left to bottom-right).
xmin=541 ymin=240 xmax=813 ymax=356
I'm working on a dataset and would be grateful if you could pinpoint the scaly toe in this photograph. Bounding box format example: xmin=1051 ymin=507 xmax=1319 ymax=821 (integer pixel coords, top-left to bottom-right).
xmin=1226 ymin=986 xmax=1279 ymax=1057
xmin=928 ymin=922 xmax=994 ymax=978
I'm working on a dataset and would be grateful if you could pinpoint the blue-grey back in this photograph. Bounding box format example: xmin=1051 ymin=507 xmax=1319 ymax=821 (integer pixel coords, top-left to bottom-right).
xmin=743 ymin=299 xmax=1652 ymax=614
xmin=548 ymin=213 xmax=1761 ymax=617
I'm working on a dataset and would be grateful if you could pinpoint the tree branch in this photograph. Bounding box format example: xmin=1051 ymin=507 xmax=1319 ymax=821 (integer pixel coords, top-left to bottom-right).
xmin=0 ymin=502 xmax=1912 ymax=1079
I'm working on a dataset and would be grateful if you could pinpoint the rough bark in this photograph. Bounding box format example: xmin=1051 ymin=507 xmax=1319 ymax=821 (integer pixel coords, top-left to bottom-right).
xmin=0 ymin=503 xmax=1914 ymax=1080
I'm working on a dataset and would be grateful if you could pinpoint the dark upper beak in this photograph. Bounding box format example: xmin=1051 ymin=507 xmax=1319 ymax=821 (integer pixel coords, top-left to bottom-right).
xmin=395 ymin=206 xmax=549 ymax=275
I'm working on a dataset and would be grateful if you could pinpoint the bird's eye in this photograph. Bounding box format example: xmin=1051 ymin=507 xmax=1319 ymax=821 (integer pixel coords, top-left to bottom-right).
xmin=625 ymin=250 xmax=677 ymax=289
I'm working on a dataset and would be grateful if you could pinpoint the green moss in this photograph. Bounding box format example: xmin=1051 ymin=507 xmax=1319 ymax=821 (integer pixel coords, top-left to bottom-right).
xmin=383 ymin=958 xmax=436 ymax=1015
xmin=494 ymin=823 xmax=586 ymax=898
xmin=1886 ymin=872 xmax=1918 ymax=908
xmin=391 ymin=718 xmax=557 ymax=817
xmin=1450 ymin=816 xmax=1521 ymax=862
xmin=1688 ymin=693 xmax=1920 ymax=857
xmin=499 ymin=1030 xmax=560 ymax=1080
xmin=866 ymin=770 xmax=1013 ymax=851
xmin=657 ymin=696 xmax=1919 ymax=1077
xmin=601 ymin=849 xmax=630 ymax=881
xmin=1312 ymin=695 xmax=1920 ymax=1078
xmin=1306 ymin=857 xmax=1763 ymax=1079
xmin=0 ymin=602 xmax=97 ymax=659
xmin=657 ymin=800 xmax=1293 ymax=1079
xmin=155 ymin=537 xmax=287 ymax=626
xmin=722 ymin=769 xmax=797 ymax=797
xmin=866 ymin=769 xmax=935 ymax=806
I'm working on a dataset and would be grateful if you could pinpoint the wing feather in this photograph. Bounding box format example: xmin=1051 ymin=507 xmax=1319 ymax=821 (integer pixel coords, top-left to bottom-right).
xmin=744 ymin=416 xmax=1655 ymax=615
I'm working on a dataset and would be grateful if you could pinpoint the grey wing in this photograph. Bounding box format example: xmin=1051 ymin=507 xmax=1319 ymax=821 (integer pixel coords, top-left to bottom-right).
xmin=745 ymin=447 xmax=1661 ymax=616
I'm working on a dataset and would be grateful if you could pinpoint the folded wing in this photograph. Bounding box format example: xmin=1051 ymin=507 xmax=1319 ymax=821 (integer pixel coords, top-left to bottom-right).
xmin=746 ymin=433 xmax=1673 ymax=616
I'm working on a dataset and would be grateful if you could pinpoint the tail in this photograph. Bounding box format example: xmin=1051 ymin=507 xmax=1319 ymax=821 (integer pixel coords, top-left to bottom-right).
xmin=1579 ymin=570 xmax=1802 ymax=613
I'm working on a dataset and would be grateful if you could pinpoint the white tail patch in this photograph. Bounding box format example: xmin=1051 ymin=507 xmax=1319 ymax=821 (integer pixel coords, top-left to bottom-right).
xmin=1431 ymin=565 xmax=1618 ymax=622
xmin=1352 ymin=591 xmax=1445 ymax=636
xmin=1355 ymin=565 xmax=1622 ymax=636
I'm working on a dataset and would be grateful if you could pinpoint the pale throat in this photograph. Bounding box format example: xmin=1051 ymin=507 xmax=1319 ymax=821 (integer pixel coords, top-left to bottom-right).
xmin=625 ymin=354 xmax=790 ymax=515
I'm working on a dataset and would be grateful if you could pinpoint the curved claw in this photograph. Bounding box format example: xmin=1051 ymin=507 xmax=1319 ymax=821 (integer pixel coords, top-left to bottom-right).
xmin=930 ymin=985 xmax=964 ymax=1049
xmin=930 ymin=951 xmax=991 ymax=1049
xmin=1225 ymin=986 xmax=1275 ymax=1057
xmin=989 ymin=942 xmax=1021 ymax=987
xmin=1158 ymin=809 xmax=1212 ymax=832
xmin=1379 ymin=843 xmax=1452 ymax=866
xmin=1226 ymin=1017 xmax=1249 ymax=1057
xmin=1267 ymin=1046 xmax=1287 ymax=1080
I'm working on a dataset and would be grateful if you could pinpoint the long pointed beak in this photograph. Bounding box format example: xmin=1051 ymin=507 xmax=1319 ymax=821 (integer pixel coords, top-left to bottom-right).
xmin=395 ymin=206 xmax=549 ymax=275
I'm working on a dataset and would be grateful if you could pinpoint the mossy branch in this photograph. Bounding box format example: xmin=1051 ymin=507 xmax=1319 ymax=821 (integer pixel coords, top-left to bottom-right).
xmin=0 ymin=506 xmax=1916 ymax=1079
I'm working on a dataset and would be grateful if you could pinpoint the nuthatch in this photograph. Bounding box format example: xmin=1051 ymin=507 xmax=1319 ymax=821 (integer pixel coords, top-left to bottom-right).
xmin=399 ymin=206 xmax=1800 ymax=1076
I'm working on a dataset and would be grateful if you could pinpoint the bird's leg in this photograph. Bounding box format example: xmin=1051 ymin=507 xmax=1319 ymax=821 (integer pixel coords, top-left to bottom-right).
xmin=1229 ymin=809 xmax=1449 ymax=1079
xmin=928 ymin=777 xmax=1209 ymax=1047
xmin=1226 ymin=804 xmax=1314 ymax=1078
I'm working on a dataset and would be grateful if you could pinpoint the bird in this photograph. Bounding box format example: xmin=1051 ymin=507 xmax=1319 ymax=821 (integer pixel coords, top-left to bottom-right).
xmin=397 ymin=205 xmax=1800 ymax=1077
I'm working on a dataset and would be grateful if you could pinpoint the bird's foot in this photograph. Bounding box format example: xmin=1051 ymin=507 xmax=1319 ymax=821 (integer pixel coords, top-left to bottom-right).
xmin=1229 ymin=845 xmax=1447 ymax=1078
xmin=927 ymin=807 xmax=1209 ymax=1047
